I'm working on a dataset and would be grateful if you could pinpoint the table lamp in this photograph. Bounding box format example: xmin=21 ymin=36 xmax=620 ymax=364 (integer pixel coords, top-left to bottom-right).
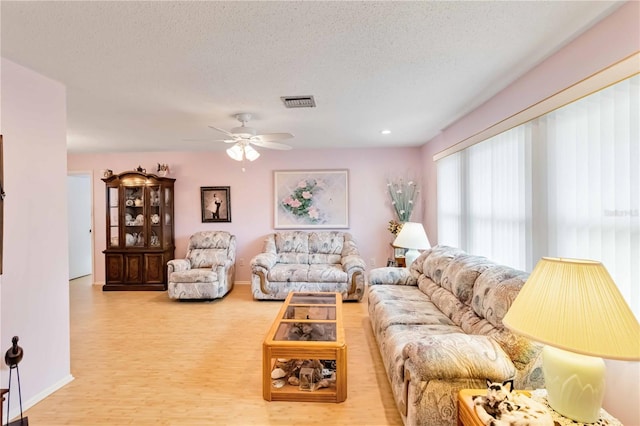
xmin=502 ymin=257 xmax=640 ymax=423
xmin=392 ymin=222 xmax=430 ymax=268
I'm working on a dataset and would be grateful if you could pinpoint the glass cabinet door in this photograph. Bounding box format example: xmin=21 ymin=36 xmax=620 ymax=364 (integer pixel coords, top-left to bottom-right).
xmin=163 ymin=186 xmax=173 ymax=246
xmin=149 ymin=185 xmax=161 ymax=248
xmin=124 ymin=185 xmax=145 ymax=247
xmin=108 ymin=187 xmax=119 ymax=247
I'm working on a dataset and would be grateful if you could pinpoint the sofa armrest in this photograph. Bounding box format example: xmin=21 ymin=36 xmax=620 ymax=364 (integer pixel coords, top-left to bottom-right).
xmin=251 ymin=252 xmax=277 ymax=270
xmin=341 ymin=254 xmax=366 ymax=274
xmin=402 ymin=334 xmax=516 ymax=382
xmin=251 ymin=252 xmax=278 ymax=295
xmin=369 ymin=267 xmax=417 ymax=286
xmin=167 ymin=259 xmax=191 ymax=274
xmin=217 ymin=257 xmax=235 ymax=271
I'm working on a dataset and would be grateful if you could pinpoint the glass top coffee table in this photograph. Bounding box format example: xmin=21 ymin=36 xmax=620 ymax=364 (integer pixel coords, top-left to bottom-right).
xmin=262 ymin=292 xmax=347 ymax=403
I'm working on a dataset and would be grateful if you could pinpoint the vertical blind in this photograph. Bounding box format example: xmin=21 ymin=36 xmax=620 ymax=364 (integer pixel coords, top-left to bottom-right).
xmin=437 ymin=74 xmax=639 ymax=317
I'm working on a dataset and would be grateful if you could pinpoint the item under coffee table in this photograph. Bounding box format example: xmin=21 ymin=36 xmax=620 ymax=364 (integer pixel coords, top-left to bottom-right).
xmin=262 ymin=292 xmax=347 ymax=403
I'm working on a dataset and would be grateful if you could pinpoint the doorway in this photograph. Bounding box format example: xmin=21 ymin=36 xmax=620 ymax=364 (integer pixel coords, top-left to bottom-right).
xmin=68 ymin=173 xmax=93 ymax=279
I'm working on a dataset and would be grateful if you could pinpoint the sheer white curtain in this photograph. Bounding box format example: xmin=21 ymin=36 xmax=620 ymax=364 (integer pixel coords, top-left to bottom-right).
xmin=437 ymin=126 xmax=530 ymax=270
xmin=436 ymin=74 xmax=639 ymax=317
xmin=466 ymin=126 xmax=530 ymax=270
xmin=540 ymin=75 xmax=639 ymax=317
xmin=437 ymin=152 xmax=463 ymax=248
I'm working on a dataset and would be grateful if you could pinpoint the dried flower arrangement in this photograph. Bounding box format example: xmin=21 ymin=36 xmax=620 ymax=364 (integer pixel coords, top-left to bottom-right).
xmin=387 ymin=177 xmax=419 ymax=222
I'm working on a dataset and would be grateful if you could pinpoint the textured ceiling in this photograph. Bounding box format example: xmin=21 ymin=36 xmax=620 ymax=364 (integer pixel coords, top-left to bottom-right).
xmin=1 ymin=1 xmax=622 ymax=153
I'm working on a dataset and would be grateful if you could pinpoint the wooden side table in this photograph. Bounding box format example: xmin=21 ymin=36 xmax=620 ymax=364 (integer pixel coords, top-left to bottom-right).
xmin=458 ymin=389 xmax=530 ymax=426
xmin=458 ymin=389 xmax=622 ymax=426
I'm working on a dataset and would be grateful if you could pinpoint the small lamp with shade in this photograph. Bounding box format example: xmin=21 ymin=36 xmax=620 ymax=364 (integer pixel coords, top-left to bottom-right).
xmin=392 ymin=222 xmax=430 ymax=268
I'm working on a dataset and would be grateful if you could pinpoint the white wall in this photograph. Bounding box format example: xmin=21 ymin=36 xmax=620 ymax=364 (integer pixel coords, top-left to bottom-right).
xmin=0 ymin=58 xmax=73 ymax=417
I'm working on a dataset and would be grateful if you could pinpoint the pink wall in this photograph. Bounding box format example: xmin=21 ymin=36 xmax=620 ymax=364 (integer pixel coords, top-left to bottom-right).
xmin=68 ymin=147 xmax=422 ymax=283
xmin=418 ymin=2 xmax=639 ymax=423
xmin=1 ymin=58 xmax=73 ymax=414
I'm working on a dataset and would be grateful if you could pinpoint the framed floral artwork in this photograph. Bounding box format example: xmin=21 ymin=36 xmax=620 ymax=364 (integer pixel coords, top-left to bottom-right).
xmin=200 ymin=186 xmax=231 ymax=223
xmin=274 ymin=169 xmax=349 ymax=229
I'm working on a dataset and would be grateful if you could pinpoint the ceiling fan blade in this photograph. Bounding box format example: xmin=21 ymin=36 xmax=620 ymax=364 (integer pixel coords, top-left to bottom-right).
xmin=181 ymin=137 xmax=236 ymax=143
xmin=250 ymin=140 xmax=292 ymax=150
xmin=208 ymin=125 xmax=235 ymax=137
xmin=254 ymin=132 xmax=294 ymax=142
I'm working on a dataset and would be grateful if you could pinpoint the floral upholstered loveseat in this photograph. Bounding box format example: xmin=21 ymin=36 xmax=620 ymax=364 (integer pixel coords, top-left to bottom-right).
xmin=368 ymin=245 xmax=544 ymax=426
xmin=250 ymin=231 xmax=366 ymax=301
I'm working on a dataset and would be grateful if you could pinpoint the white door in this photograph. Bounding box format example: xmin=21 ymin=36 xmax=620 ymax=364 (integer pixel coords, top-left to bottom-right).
xmin=68 ymin=174 xmax=92 ymax=279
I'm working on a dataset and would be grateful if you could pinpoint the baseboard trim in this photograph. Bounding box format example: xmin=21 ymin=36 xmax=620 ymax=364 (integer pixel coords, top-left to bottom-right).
xmin=93 ymin=281 xmax=251 ymax=286
xmin=93 ymin=280 xmax=250 ymax=286
xmin=11 ymin=374 xmax=74 ymax=419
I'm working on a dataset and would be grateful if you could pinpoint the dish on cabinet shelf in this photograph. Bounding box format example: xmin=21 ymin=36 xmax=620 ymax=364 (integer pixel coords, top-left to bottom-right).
xmin=125 ymin=233 xmax=135 ymax=246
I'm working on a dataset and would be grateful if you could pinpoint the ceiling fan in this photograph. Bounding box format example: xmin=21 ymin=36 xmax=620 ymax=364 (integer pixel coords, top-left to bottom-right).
xmin=209 ymin=113 xmax=293 ymax=162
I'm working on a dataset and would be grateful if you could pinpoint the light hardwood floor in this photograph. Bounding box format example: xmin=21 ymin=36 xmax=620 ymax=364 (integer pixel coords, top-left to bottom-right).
xmin=23 ymin=277 xmax=403 ymax=425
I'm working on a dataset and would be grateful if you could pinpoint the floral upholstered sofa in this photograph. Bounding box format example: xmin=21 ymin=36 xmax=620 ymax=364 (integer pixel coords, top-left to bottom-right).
xmin=368 ymin=245 xmax=544 ymax=426
xmin=250 ymin=231 xmax=366 ymax=301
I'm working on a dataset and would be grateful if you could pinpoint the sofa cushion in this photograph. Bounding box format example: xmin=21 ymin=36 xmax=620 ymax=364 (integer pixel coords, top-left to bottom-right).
xmin=368 ymin=285 xmax=458 ymax=338
xmin=309 ymin=253 xmax=341 ymax=264
xmin=268 ymin=263 xmax=309 ymax=282
xmin=472 ymin=265 xmax=528 ymax=328
xmin=369 ymin=267 xmax=417 ymax=286
xmin=419 ymin=245 xmax=465 ymax=285
xmin=441 ymin=254 xmax=494 ymax=305
xmin=308 ymin=263 xmax=347 ymax=282
xmin=170 ymin=269 xmax=218 ymax=283
xmin=187 ymin=248 xmax=229 ymax=268
xmin=309 ymin=231 xmax=344 ymax=264
xmin=402 ymin=334 xmax=516 ymax=380
xmin=189 ymin=231 xmax=231 ymax=249
xmin=185 ymin=231 xmax=232 ymax=268
xmin=275 ymin=231 xmax=309 ymax=264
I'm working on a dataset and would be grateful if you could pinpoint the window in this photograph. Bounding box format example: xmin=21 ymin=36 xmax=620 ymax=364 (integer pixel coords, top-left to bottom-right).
xmin=437 ymin=74 xmax=639 ymax=317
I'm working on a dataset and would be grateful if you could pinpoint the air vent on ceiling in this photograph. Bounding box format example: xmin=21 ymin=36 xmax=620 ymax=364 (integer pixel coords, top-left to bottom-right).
xmin=281 ymin=95 xmax=316 ymax=108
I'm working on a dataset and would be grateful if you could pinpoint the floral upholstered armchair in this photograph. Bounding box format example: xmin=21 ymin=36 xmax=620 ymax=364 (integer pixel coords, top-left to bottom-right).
xmin=167 ymin=231 xmax=236 ymax=300
xmin=250 ymin=231 xmax=366 ymax=301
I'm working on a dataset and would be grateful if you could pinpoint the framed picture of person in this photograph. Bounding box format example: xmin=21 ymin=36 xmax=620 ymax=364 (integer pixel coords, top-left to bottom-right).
xmin=200 ymin=186 xmax=231 ymax=223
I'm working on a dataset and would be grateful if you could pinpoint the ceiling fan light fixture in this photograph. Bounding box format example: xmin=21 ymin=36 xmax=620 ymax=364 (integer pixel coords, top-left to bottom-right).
xmin=244 ymin=145 xmax=260 ymax=161
xmin=226 ymin=144 xmax=244 ymax=161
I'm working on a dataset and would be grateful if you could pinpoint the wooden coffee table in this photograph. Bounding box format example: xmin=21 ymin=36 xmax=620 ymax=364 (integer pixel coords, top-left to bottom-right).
xmin=262 ymin=292 xmax=347 ymax=403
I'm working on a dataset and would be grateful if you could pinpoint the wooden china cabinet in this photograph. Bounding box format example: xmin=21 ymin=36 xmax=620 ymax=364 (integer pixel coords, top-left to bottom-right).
xmin=102 ymin=171 xmax=175 ymax=291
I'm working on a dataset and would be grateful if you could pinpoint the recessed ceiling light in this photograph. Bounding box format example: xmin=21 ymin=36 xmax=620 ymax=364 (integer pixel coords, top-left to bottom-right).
xmin=381 ymin=129 xmax=391 ymax=135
